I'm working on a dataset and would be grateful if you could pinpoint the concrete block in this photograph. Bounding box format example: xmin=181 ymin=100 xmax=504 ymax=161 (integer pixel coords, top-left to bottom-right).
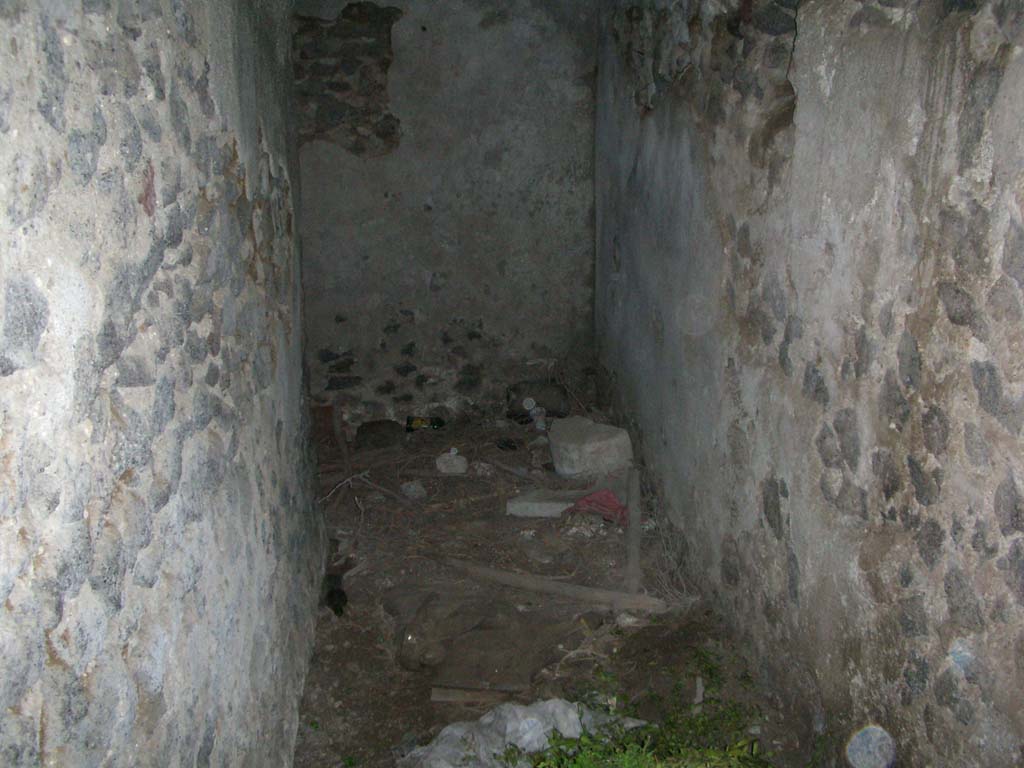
xmin=506 ymin=489 xmax=583 ymax=518
xmin=548 ymin=417 xmax=633 ymax=478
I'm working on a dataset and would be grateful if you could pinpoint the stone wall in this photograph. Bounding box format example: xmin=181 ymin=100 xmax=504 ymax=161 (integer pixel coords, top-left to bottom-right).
xmin=0 ymin=1 xmax=323 ymax=765
xmin=295 ymin=0 xmax=597 ymax=426
xmin=596 ymin=0 xmax=1024 ymax=764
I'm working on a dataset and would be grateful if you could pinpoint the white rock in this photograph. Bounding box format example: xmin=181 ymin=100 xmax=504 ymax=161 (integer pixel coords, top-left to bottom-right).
xmin=506 ymin=489 xmax=582 ymax=518
xmin=470 ymin=461 xmax=495 ymax=477
xmin=846 ymin=725 xmax=896 ymax=768
xmin=615 ymin=612 xmax=644 ymax=629
xmin=693 ymin=675 xmax=704 ymax=705
xmin=548 ymin=417 xmax=633 ymax=478
xmin=398 ymin=699 xmax=644 ymax=768
xmin=401 ymin=480 xmax=427 ymax=500
xmin=436 ymin=448 xmax=469 ymax=475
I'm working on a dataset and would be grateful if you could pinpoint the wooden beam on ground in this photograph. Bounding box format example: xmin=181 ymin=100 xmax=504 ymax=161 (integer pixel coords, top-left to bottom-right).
xmin=430 ymin=687 xmax=513 ymax=705
xmin=444 ymin=558 xmax=671 ymax=614
xmin=625 ymin=468 xmax=642 ymax=594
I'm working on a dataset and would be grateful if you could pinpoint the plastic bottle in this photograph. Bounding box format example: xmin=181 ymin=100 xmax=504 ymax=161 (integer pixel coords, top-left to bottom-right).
xmin=406 ymin=416 xmax=446 ymax=432
xmin=523 ymin=398 xmax=546 ymax=432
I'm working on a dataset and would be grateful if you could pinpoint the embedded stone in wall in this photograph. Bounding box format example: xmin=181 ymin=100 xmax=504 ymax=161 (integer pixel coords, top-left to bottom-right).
xmin=0 ymin=2 xmax=323 ymax=764
xmin=298 ymin=0 xmax=597 ymax=425
xmin=293 ymin=2 xmax=403 ymax=154
xmin=596 ymin=0 xmax=1024 ymax=764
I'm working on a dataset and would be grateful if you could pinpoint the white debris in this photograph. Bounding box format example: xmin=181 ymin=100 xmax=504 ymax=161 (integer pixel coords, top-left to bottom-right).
xmin=548 ymin=417 xmax=633 ymax=478
xmin=615 ymin=612 xmax=644 ymax=629
xmin=506 ymin=489 xmax=582 ymax=518
xmin=400 ymin=480 xmax=428 ymax=500
xmin=398 ymin=699 xmax=644 ymax=768
xmin=436 ymin=448 xmax=469 ymax=475
xmin=471 ymin=461 xmax=495 ymax=477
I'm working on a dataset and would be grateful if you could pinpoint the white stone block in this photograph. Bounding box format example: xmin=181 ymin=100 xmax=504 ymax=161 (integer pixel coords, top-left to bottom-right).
xmin=548 ymin=417 xmax=633 ymax=478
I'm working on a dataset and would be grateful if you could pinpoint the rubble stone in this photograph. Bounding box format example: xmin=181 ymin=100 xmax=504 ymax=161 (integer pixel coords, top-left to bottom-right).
xmin=506 ymin=489 xmax=582 ymax=519
xmin=548 ymin=417 xmax=633 ymax=478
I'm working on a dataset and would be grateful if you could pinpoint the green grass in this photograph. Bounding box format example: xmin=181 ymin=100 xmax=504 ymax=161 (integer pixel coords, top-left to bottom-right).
xmin=517 ymin=714 xmax=773 ymax=768
xmin=688 ymin=648 xmax=724 ymax=696
xmin=504 ymin=654 xmax=775 ymax=768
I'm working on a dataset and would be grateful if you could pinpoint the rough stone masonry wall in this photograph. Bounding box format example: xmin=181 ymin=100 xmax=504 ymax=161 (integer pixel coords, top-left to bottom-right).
xmin=295 ymin=0 xmax=597 ymax=426
xmin=0 ymin=1 xmax=323 ymax=765
xmin=596 ymin=0 xmax=1024 ymax=764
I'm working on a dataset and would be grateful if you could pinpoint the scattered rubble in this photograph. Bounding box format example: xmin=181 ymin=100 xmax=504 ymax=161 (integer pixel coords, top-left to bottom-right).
xmin=300 ymin=416 xmax=796 ymax=767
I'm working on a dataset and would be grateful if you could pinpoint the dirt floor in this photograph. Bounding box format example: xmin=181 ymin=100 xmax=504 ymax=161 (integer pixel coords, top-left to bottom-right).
xmin=291 ymin=413 xmax=817 ymax=768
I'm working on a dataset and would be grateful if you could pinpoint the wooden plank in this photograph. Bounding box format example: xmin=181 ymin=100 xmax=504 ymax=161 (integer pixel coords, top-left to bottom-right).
xmin=400 ymin=469 xmax=480 ymax=480
xmin=444 ymin=558 xmax=671 ymax=614
xmin=625 ymin=468 xmax=642 ymax=594
xmin=430 ymin=687 xmax=513 ymax=705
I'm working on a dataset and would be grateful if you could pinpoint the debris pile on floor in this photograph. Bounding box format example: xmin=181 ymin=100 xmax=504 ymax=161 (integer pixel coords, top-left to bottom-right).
xmin=294 ymin=401 xmax=735 ymax=768
xmin=397 ymin=699 xmax=643 ymax=768
xmin=293 ymin=393 xmax=832 ymax=767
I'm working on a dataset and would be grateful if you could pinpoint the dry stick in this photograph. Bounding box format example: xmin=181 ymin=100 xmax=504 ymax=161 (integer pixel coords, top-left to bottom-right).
xmin=444 ymin=557 xmax=671 ymax=614
xmin=338 ymin=428 xmax=352 ymax=477
xmin=555 ymin=366 xmax=589 ymax=414
xmin=318 ymin=470 xmax=368 ymax=503
xmin=425 ymin=492 xmax=504 ymax=512
xmin=625 ymin=468 xmax=642 ymax=595
xmin=318 ymin=470 xmax=412 ymax=508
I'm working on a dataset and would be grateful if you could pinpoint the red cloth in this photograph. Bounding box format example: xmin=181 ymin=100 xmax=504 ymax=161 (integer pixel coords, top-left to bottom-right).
xmin=568 ymin=489 xmax=628 ymax=526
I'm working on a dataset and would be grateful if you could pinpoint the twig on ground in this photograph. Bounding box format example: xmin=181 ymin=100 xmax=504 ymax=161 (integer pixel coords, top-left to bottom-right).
xmin=318 ymin=469 xmax=412 ymax=508
xmin=319 ymin=470 xmax=369 ymax=503
xmin=553 ymin=647 xmax=610 ymax=678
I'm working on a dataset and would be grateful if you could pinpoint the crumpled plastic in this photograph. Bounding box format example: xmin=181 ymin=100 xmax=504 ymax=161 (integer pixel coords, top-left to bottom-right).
xmin=397 ymin=698 xmax=644 ymax=768
xmin=568 ymin=489 xmax=628 ymax=526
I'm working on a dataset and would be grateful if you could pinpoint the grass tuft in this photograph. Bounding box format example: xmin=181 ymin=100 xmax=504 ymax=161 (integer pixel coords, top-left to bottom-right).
xmin=508 ymin=646 xmax=776 ymax=768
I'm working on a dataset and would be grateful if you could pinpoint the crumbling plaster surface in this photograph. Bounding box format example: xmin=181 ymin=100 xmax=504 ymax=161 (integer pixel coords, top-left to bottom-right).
xmin=297 ymin=0 xmax=597 ymax=425
xmin=0 ymin=1 xmax=323 ymax=765
xmin=597 ymin=0 xmax=1024 ymax=764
